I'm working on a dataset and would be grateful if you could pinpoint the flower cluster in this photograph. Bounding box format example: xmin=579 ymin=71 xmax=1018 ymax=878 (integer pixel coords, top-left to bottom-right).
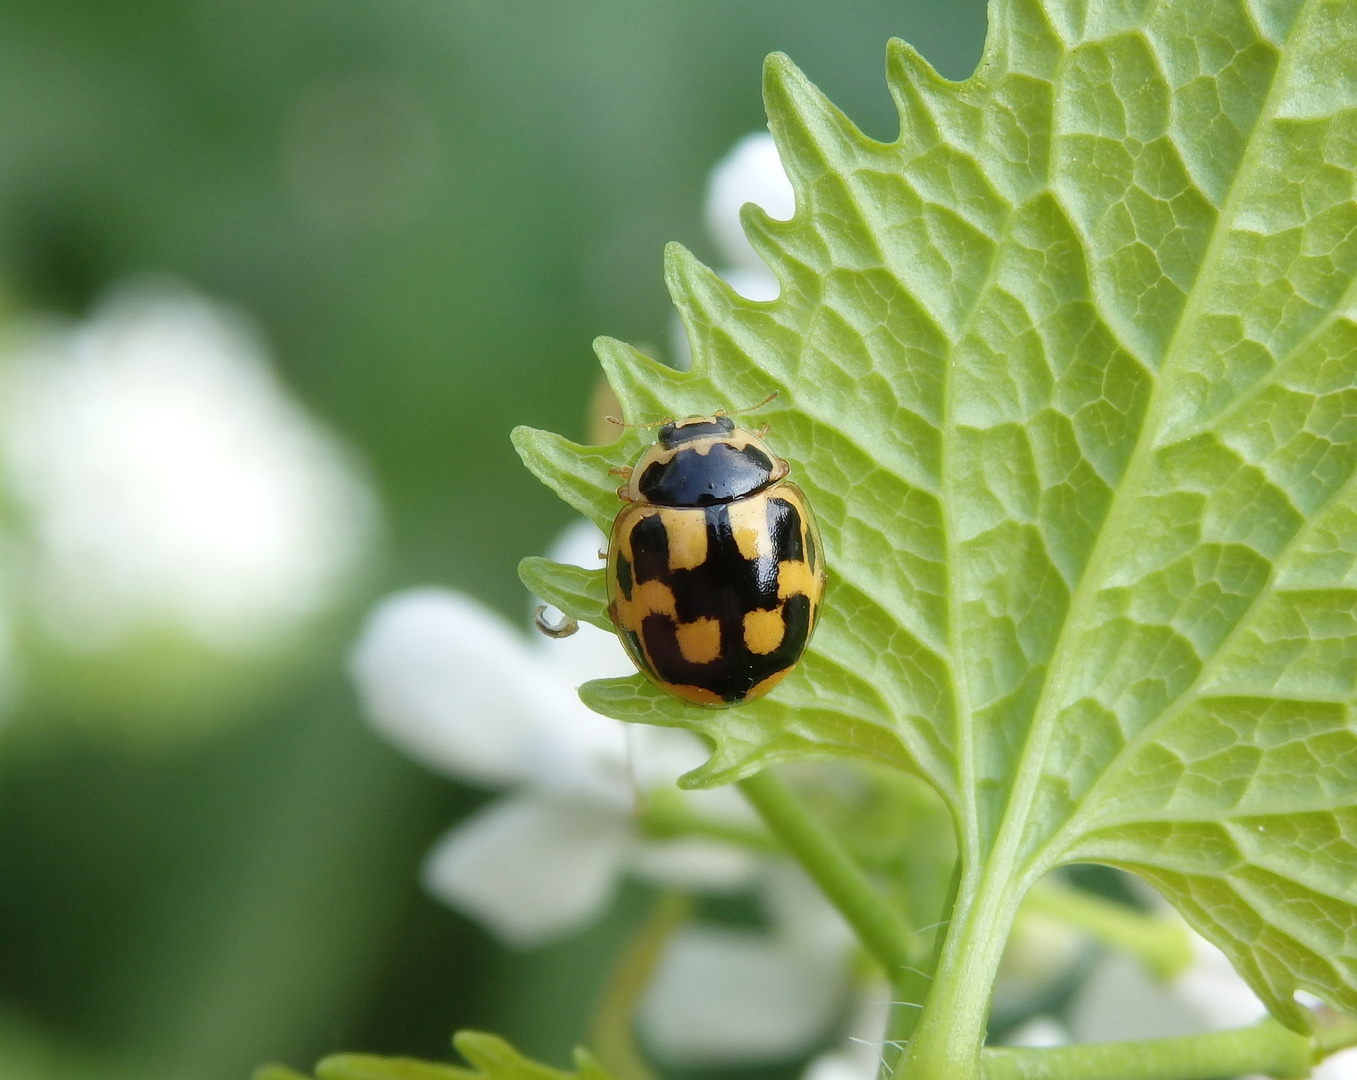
xmin=352 ymin=519 xmax=866 ymax=1065
xmin=0 ymin=280 xmax=376 ymax=723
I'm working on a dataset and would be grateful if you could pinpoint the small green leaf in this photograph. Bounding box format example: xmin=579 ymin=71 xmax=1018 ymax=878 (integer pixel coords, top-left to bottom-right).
xmin=517 ymin=0 xmax=1357 ymax=1070
xmin=315 ymin=1055 xmax=474 ymax=1080
xmin=578 ymin=675 xmax=915 ymax=786
xmin=450 ymin=1034 xmax=612 ymax=1080
xmin=276 ymin=1034 xmax=615 ymax=1080
xmin=518 ymin=556 xmax=610 ymax=632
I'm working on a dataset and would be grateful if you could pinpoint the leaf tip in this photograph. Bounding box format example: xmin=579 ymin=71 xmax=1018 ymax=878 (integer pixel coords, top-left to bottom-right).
xmin=676 ymin=753 xmax=739 ymax=791
xmin=661 ymin=239 xmax=699 ymax=280
xmin=518 ymin=556 xmax=610 ymax=631
xmin=664 ymin=241 xmax=726 ymax=299
xmin=577 ymin=674 xmax=647 ymax=714
xmin=760 ymin=50 xmax=804 ymax=99
xmin=508 ymin=423 xmax=541 ymax=457
xmin=592 ymin=335 xmax=679 ymax=416
xmin=509 ymin=424 xmax=563 ymax=482
xmin=516 ymin=553 xmax=548 ymax=593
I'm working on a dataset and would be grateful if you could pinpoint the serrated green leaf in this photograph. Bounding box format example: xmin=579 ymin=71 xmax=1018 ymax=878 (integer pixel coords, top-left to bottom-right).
xmin=449 ymin=1034 xmax=612 ymax=1080
xmin=516 ymin=0 xmax=1357 ymax=1070
xmin=274 ymin=1034 xmax=614 ymax=1080
xmin=315 ymin=1055 xmax=474 ymax=1080
xmin=578 ymin=675 xmax=916 ymax=786
xmin=518 ymin=556 xmax=611 ymax=632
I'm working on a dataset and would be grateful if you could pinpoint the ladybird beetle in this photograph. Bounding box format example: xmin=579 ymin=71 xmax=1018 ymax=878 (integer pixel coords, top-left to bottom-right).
xmin=602 ymin=412 xmax=825 ymax=707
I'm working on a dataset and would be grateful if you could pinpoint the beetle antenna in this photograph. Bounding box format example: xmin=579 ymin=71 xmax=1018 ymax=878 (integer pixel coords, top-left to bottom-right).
xmin=714 ymin=389 xmax=779 ymax=419
xmin=606 ymin=390 xmax=776 ymax=429
xmin=604 ymin=414 xmax=670 ymax=430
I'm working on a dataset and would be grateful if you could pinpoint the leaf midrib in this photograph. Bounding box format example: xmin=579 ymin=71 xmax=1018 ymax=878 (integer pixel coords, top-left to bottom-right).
xmin=975 ymin=0 xmax=1317 ymax=891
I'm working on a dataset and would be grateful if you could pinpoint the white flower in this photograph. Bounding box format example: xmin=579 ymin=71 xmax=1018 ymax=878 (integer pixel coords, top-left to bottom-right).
xmin=1070 ymin=925 xmax=1268 ymax=1044
xmin=1317 ymin=1047 xmax=1357 ymax=1080
xmin=639 ymin=862 xmax=856 ymax=1066
xmin=1003 ymin=1015 xmax=1072 ymax=1048
xmin=1067 ymin=923 xmax=1342 ymax=1080
xmin=0 ymin=280 xmax=376 ymax=654
xmin=350 ymin=519 xmax=759 ymax=948
xmin=671 ymin=132 xmax=792 ymax=368
xmin=353 ymin=520 xmax=871 ymax=1065
xmin=705 ymin=131 xmax=795 ymax=278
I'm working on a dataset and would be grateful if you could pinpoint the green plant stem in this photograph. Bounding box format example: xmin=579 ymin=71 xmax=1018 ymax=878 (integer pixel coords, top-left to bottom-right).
xmin=897 ymin=852 xmax=1022 ymax=1079
xmin=1022 ymin=880 xmax=1192 ymax=980
xmin=635 ymin=788 xmax=782 ymax=853
xmin=980 ymin=1018 xmax=1313 ymax=1080
xmin=588 ymin=892 xmax=691 ymax=1080
xmin=878 ymin=856 xmax=961 ymax=1080
xmin=737 ymin=770 xmax=913 ymax=979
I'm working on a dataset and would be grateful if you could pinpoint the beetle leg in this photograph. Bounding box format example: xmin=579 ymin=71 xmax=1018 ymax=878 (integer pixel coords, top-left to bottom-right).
xmin=597 ymin=548 xmax=608 ymax=561
xmin=771 ymin=457 xmax=790 ymax=482
xmin=608 ymin=466 xmax=634 ymax=501
xmin=533 ymin=606 xmax=579 ymax=639
xmin=754 ymin=422 xmax=771 ymax=438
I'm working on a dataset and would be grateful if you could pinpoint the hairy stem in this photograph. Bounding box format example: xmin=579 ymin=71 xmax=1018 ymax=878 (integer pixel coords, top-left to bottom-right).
xmin=737 ymin=770 xmax=913 ymax=979
xmin=896 ymin=851 xmax=1028 ymax=1080
xmin=879 ymin=857 xmax=961 ymax=1080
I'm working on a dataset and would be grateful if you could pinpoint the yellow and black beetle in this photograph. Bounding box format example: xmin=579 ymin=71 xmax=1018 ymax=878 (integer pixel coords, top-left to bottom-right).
xmin=600 ymin=410 xmax=826 ymax=707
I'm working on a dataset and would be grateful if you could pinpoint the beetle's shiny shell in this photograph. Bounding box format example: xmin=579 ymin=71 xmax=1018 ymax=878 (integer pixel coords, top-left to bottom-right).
xmin=606 ymin=416 xmax=825 ymax=707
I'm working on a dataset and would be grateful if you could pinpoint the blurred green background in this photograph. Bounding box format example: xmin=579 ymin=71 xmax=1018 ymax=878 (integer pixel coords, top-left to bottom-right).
xmin=0 ymin=3 xmax=986 ymax=1078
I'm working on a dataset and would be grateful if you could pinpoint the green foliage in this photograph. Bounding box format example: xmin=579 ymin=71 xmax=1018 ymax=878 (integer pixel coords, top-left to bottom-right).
xmin=258 ymin=1033 xmax=615 ymax=1080
xmin=516 ymin=0 xmax=1357 ymax=1051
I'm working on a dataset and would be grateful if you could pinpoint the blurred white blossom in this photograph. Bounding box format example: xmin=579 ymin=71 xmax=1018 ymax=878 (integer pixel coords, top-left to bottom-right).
xmin=352 ymin=520 xmax=875 ymax=1065
xmin=672 ymin=131 xmax=792 ymax=367
xmin=1069 ymin=920 xmax=1357 ymax=1079
xmin=639 ymin=862 xmax=855 ymax=1066
xmin=1071 ymin=925 xmax=1265 ymax=1043
xmin=1002 ymin=1015 xmax=1071 ymax=1049
xmin=705 ymin=131 xmax=795 ymax=278
xmin=1319 ymin=1047 xmax=1357 ymax=1079
xmin=0 ymin=281 xmax=376 ymax=654
xmin=350 ymin=519 xmax=760 ymax=948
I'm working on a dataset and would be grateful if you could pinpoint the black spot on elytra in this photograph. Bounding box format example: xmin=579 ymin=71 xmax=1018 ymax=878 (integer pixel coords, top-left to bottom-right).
xmin=626 ymin=499 xmax=814 ymax=703
xmin=768 ymin=593 xmax=812 ymax=672
xmin=638 ymin=443 xmax=776 ymax=507
xmin=629 ymin=514 xmax=669 ymax=583
xmin=767 ymin=498 xmax=803 ymax=562
xmin=615 ymin=549 xmax=633 ymax=601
